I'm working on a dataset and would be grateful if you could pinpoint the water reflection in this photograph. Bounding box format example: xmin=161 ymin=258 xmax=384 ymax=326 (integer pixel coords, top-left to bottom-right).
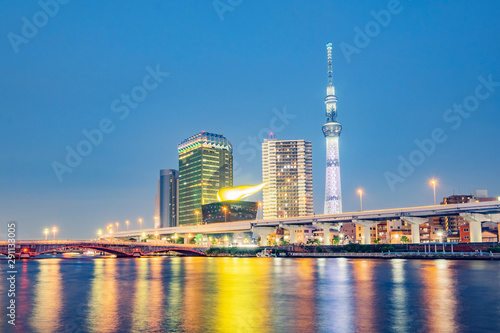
xmin=352 ymin=260 xmax=377 ymax=332
xmin=2 ymin=257 xmax=499 ymax=333
xmin=31 ymin=260 xmax=63 ymax=332
xmin=215 ymin=258 xmax=272 ymax=333
xmin=390 ymin=260 xmax=409 ymax=333
xmin=420 ymin=260 xmax=459 ymax=332
xmin=131 ymin=259 xmax=150 ymax=331
xmin=147 ymin=258 xmax=165 ymax=331
xmin=87 ymin=259 xmax=119 ymax=333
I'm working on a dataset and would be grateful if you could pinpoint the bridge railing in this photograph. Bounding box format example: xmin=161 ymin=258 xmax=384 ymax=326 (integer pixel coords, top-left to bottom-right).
xmin=0 ymin=240 xmax=206 ymax=248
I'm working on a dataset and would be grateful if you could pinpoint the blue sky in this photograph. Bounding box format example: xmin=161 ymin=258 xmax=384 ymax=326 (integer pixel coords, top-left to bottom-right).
xmin=1 ymin=0 xmax=500 ymax=239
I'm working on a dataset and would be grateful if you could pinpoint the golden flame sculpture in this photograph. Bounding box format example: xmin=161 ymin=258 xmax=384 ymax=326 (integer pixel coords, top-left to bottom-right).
xmin=217 ymin=183 xmax=267 ymax=202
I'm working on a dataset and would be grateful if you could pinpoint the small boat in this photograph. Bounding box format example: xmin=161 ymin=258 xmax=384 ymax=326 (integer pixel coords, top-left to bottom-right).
xmin=256 ymin=249 xmax=276 ymax=257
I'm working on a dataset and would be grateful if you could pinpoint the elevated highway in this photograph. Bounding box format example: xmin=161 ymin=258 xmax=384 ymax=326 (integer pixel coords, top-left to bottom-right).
xmin=113 ymin=200 xmax=500 ymax=245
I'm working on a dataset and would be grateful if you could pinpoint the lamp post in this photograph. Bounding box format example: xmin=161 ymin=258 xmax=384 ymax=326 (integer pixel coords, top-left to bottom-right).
xmin=44 ymin=228 xmax=49 ymax=241
xmin=115 ymin=222 xmax=119 ymax=232
xmin=437 ymin=232 xmax=443 ymax=243
xmin=126 ymin=220 xmax=129 ymax=230
xmin=155 ymin=231 xmax=159 ymax=240
xmin=52 ymin=227 xmax=57 ymax=241
xmin=357 ymin=189 xmax=363 ymax=211
xmin=222 ymin=206 xmax=227 ymax=223
xmin=339 ymin=233 xmax=344 ymax=245
xmin=257 ymin=202 xmax=262 ymax=220
xmin=195 ymin=210 xmax=200 ymax=225
xmin=98 ymin=230 xmax=102 ymax=239
xmin=430 ymin=179 xmax=437 ymax=205
xmin=138 ymin=218 xmax=143 ymax=230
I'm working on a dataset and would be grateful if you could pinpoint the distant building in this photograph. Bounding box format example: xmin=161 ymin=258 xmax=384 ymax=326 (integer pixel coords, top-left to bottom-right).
xmin=158 ymin=169 xmax=179 ymax=228
xmin=178 ymin=132 xmax=233 ymax=225
xmin=262 ymin=138 xmax=313 ymax=219
xmin=460 ymin=224 xmax=499 ymax=243
xmin=439 ymin=195 xmax=473 ymax=233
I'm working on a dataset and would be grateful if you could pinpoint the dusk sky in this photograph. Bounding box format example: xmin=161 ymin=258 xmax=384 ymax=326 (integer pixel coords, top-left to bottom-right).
xmin=1 ymin=1 xmax=500 ymax=240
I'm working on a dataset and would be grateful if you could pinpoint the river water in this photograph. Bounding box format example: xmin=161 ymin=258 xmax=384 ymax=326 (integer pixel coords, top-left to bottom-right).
xmin=1 ymin=257 xmax=499 ymax=333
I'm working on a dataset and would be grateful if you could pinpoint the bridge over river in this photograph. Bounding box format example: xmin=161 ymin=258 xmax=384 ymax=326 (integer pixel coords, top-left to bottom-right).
xmin=0 ymin=240 xmax=208 ymax=258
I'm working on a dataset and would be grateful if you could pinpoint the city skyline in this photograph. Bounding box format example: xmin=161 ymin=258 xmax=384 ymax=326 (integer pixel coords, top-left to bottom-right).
xmin=2 ymin=1 xmax=500 ymax=239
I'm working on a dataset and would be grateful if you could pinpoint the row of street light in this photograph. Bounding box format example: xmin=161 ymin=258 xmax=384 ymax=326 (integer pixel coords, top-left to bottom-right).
xmin=43 ymin=227 xmax=57 ymax=240
xmin=356 ymin=178 xmax=438 ymax=211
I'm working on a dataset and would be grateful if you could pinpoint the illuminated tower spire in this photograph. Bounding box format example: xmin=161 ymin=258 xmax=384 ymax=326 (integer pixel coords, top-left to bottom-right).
xmin=323 ymin=43 xmax=342 ymax=214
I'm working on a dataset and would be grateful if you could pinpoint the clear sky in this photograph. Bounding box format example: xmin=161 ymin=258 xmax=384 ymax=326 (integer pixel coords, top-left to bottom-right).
xmin=1 ymin=0 xmax=500 ymax=240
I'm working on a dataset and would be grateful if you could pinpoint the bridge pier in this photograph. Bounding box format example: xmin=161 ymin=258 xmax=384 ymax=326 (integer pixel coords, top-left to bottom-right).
xmin=280 ymin=224 xmax=304 ymax=244
xmin=252 ymin=227 xmax=276 ymax=246
xmin=401 ymin=217 xmax=428 ymax=244
xmin=314 ymin=223 xmax=336 ymax=245
xmin=460 ymin=213 xmax=500 ymax=242
xmin=353 ymin=220 xmax=377 ymax=244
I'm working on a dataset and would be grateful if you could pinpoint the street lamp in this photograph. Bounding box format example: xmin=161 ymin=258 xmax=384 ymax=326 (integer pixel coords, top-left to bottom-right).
xmin=339 ymin=233 xmax=344 ymax=245
xmin=394 ymin=234 xmax=399 ymax=244
xmin=257 ymin=202 xmax=262 ymax=220
xmin=173 ymin=234 xmax=178 ymax=243
xmin=52 ymin=227 xmax=57 ymax=241
xmin=98 ymin=230 xmax=102 ymax=239
xmin=115 ymin=222 xmax=119 ymax=232
xmin=138 ymin=218 xmax=143 ymax=230
xmin=155 ymin=231 xmax=159 ymax=240
xmin=222 ymin=206 xmax=227 ymax=223
xmin=44 ymin=228 xmax=49 ymax=241
xmin=125 ymin=220 xmax=130 ymax=230
xmin=430 ymin=179 xmax=437 ymax=205
xmin=195 ymin=210 xmax=200 ymax=225
xmin=357 ymin=189 xmax=363 ymax=211
xmin=437 ymin=232 xmax=443 ymax=243
xmin=142 ymin=232 xmax=146 ymax=241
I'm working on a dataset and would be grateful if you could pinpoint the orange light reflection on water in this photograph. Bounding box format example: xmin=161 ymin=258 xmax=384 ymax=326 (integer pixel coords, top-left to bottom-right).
xmin=87 ymin=259 xmax=119 ymax=333
xmin=31 ymin=259 xmax=63 ymax=332
xmin=420 ymin=260 xmax=459 ymax=332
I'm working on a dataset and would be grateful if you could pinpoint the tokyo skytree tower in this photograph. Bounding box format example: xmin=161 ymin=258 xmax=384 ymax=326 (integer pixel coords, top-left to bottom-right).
xmin=322 ymin=43 xmax=342 ymax=214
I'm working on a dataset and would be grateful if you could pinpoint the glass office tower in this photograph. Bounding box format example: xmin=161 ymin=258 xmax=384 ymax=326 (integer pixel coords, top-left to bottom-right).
xmin=178 ymin=132 xmax=233 ymax=225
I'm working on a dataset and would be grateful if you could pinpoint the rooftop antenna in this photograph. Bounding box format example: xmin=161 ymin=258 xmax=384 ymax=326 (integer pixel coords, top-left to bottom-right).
xmin=326 ymin=43 xmax=333 ymax=86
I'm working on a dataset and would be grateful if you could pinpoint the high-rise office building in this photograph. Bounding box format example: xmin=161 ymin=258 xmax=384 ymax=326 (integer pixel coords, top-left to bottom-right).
xmin=262 ymin=138 xmax=313 ymax=219
xmin=322 ymin=42 xmax=343 ymax=214
xmin=158 ymin=169 xmax=179 ymax=228
xmin=178 ymin=132 xmax=233 ymax=225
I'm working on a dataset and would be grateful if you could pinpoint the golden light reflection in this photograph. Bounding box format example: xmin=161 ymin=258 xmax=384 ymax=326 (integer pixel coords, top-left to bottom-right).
xmin=420 ymin=260 xmax=458 ymax=332
xmin=181 ymin=257 xmax=206 ymax=332
xmin=87 ymin=259 xmax=119 ymax=333
xmin=147 ymin=258 xmax=164 ymax=331
xmin=215 ymin=258 xmax=272 ymax=333
xmin=131 ymin=259 xmax=150 ymax=331
xmin=352 ymin=260 xmax=377 ymax=332
xmin=31 ymin=259 xmax=63 ymax=332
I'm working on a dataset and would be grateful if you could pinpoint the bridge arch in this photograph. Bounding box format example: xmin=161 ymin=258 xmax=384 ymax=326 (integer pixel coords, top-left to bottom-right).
xmin=147 ymin=248 xmax=206 ymax=256
xmin=35 ymin=246 xmax=130 ymax=257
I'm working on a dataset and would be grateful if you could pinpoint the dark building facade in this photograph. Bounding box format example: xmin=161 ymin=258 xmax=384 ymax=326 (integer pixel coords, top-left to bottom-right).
xmin=159 ymin=169 xmax=179 ymax=228
xmin=202 ymin=201 xmax=258 ymax=224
